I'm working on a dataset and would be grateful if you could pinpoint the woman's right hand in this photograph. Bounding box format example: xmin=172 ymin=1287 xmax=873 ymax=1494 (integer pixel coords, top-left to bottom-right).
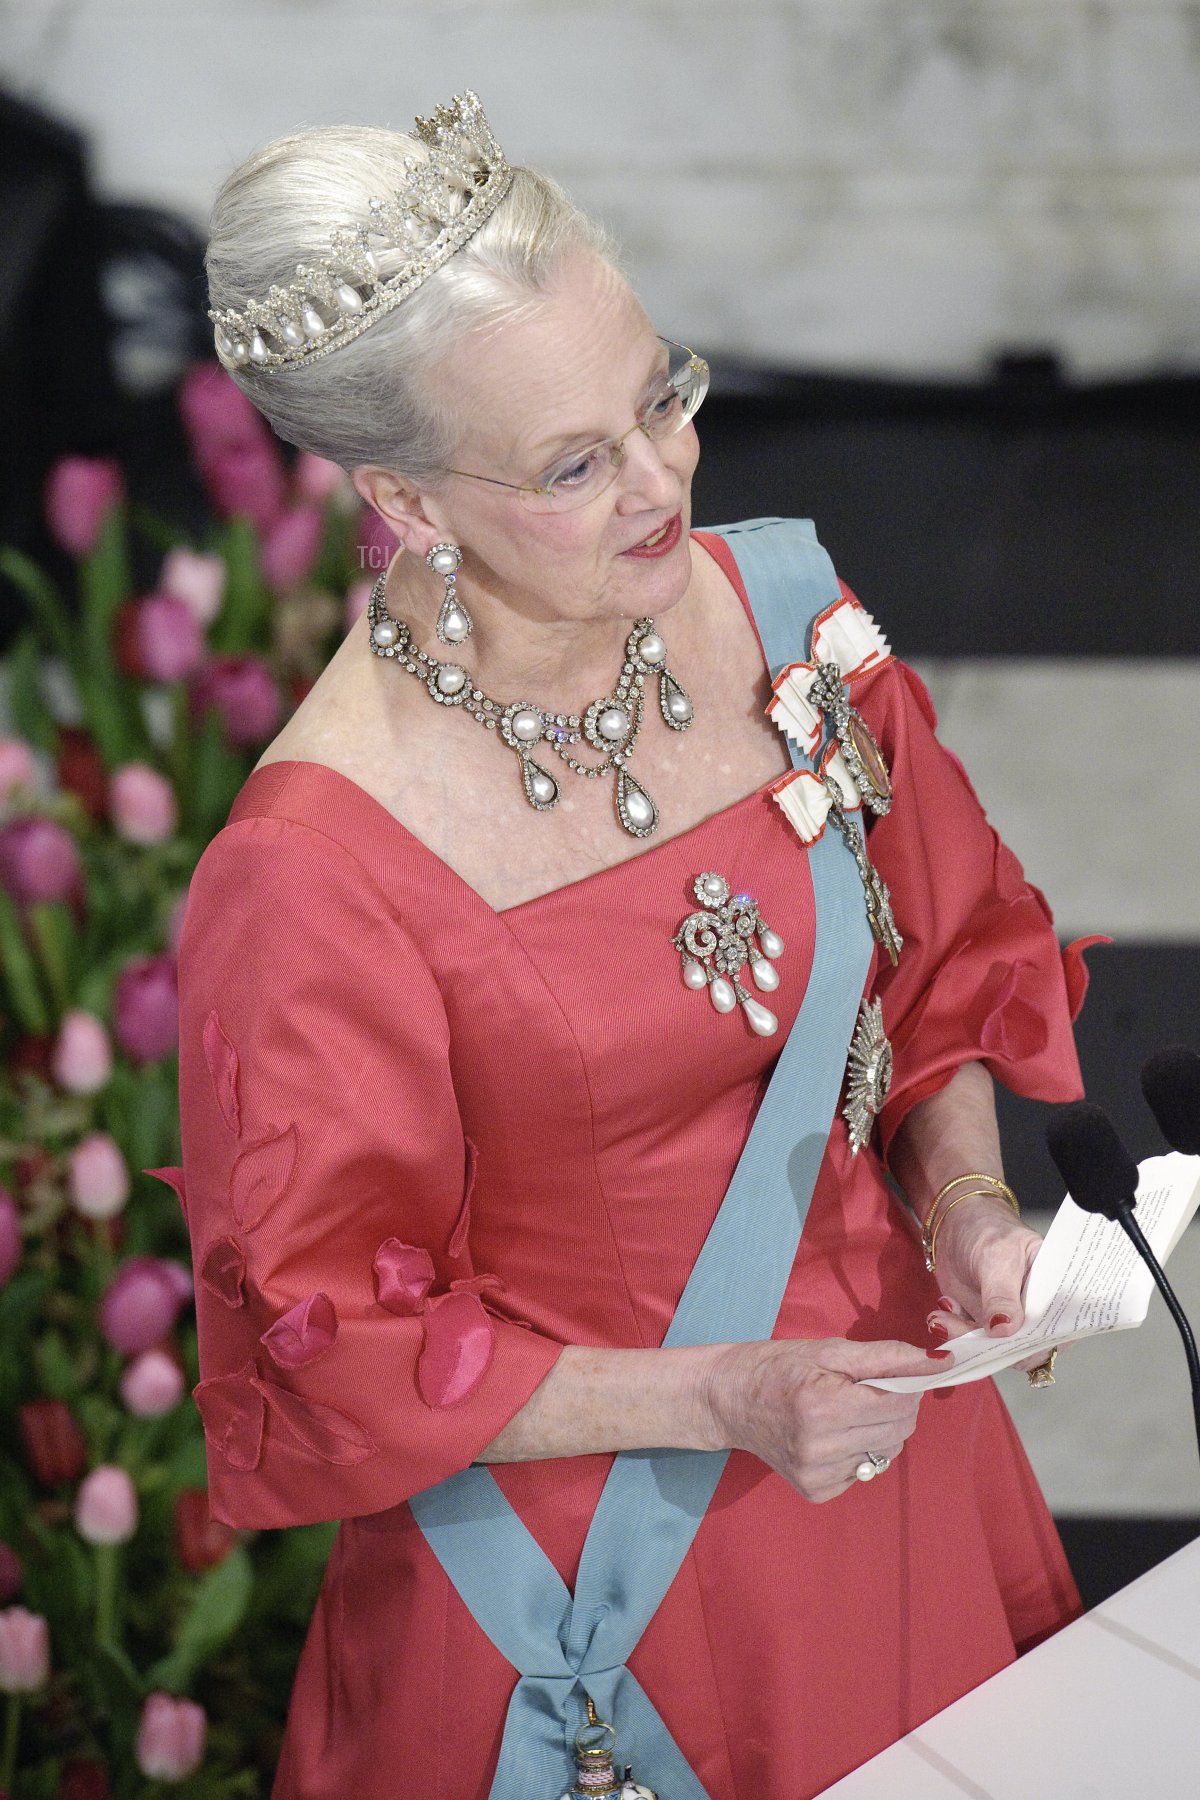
xmin=701 ymin=1337 xmax=948 ymax=1502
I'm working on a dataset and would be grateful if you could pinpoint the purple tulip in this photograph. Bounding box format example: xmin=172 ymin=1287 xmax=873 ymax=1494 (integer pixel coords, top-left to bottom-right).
xmin=113 ymin=953 xmax=178 ymax=1063
xmin=190 ymin=655 xmax=281 ymax=748
xmin=203 ymin=441 xmax=288 ymax=533
xmin=157 ymin=1259 xmax=194 ymax=1308
xmin=158 ymin=548 xmax=226 ymax=628
xmin=0 ymin=1189 xmax=21 ymax=1288
xmin=135 ymin=1691 xmax=207 ymax=1782
xmin=177 ymin=363 xmax=265 ymax=460
xmin=0 ymin=1605 xmax=50 ymax=1693
xmin=73 ymin=1465 xmax=138 ymax=1545
xmin=294 ymin=452 xmax=353 ymax=505
xmin=127 ymin=594 xmax=205 ymax=683
xmin=0 ymin=816 xmax=82 ymax=906
xmin=0 ymin=1543 xmax=22 ymax=1605
xmin=99 ymin=1257 xmax=183 ymax=1354
xmin=108 ymin=764 xmax=178 ymax=847
xmin=260 ymin=505 xmax=323 ymax=591
xmin=0 ymin=738 xmax=38 ymax=804
xmin=43 ymin=457 xmax=124 ymax=558
xmin=355 ymin=506 xmax=400 ymax=574
xmin=52 ymin=1011 xmax=113 ymax=1096
xmin=68 ymin=1132 xmax=130 ymax=1221
xmin=119 ymin=1349 xmax=185 ymax=1417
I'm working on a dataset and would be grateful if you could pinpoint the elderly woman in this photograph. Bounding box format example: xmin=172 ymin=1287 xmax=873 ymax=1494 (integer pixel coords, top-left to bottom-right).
xmin=179 ymin=91 xmax=1092 ymax=1800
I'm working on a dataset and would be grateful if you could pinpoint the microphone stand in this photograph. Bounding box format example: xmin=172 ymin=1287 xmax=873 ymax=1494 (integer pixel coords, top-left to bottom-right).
xmin=1113 ymin=1200 xmax=1200 ymax=1469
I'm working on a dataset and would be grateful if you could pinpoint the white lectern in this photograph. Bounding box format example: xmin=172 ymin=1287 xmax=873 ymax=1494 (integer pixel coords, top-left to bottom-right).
xmin=815 ymin=1535 xmax=1200 ymax=1798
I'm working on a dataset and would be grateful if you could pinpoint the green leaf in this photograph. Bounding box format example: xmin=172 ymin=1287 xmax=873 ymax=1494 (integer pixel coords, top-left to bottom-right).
xmin=33 ymin=1328 xmax=78 ymax=1401
xmin=209 ymin=516 xmax=269 ymax=654
xmin=26 ymin=902 xmax=77 ymax=1019
xmin=0 ymin=546 xmax=76 ymax=667
xmin=146 ymin=1545 xmax=254 ymax=1693
xmin=6 ymin=631 xmax=58 ymax=753
xmin=0 ymin=886 xmax=50 ymax=1034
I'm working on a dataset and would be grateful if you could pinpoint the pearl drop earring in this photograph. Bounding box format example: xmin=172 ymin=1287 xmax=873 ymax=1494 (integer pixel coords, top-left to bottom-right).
xmin=427 ymin=541 xmax=473 ymax=645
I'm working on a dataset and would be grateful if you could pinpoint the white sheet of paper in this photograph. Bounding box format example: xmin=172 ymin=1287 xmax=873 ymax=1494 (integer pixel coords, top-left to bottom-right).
xmin=863 ymin=1151 xmax=1200 ymax=1393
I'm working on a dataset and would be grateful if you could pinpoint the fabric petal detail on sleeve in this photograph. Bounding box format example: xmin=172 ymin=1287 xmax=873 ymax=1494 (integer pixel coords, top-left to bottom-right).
xmin=200 ymin=1236 xmax=247 ymax=1309
xmin=417 ymin=1290 xmax=496 ymax=1409
xmin=975 ymin=960 xmax=1050 ymax=1063
xmin=193 ymin=1360 xmax=265 ymax=1470
xmin=251 ymin=1372 xmax=377 ymax=1464
xmin=144 ymin=1165 xmax=188 ymax=1223
xmin=447 ymin=1137 xmax=478 ymax=1261
xmin=373 ymin=1238 xmax=435 ymax=1315
xmin=260 ymin=1292 xmax=338 ymax=1368
xmin=229 ymin=1123 xmax=300 ymax=1233
xmin=1062 ymin=934 xmax=1110 ymax=1021
xmin=203 ymin=1011 xmax=242 ymax=1137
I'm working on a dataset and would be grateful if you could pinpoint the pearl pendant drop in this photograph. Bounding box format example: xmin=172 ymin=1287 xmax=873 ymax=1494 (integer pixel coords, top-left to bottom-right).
xmin=709 ymin=977 xmax=737 ymax=1014
xmin=743 ymin=998 xmax=779 ymax=1037
xmin=751 ymin=958 xmax=779 ymax=992
xmin=759 ymin=927 xmax=785 ymax=960
xmin=682 ymin=959 xmax=708 ymax=991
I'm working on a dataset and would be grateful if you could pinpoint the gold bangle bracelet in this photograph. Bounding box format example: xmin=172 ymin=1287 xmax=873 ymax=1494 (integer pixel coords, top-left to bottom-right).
xmin=921 ymin=1178 xmax=1021 ymax=1273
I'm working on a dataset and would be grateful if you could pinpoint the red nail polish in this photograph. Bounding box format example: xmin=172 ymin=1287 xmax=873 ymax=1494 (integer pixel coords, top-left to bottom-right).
xmin=927 ymin=1346 xmax=953 ymax=1359
xmin=989 ymin=1313 xmax=1011 ymax=1329
xmin=927 ymin=1320 xmax=949 ymax=1342
xmin=936 ymin=1296 xmax=956 ymax=1312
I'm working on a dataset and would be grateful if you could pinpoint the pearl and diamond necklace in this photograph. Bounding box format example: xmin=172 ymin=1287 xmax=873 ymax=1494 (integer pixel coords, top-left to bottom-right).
xmin=366 ymin=572 xmax=694 ymax=838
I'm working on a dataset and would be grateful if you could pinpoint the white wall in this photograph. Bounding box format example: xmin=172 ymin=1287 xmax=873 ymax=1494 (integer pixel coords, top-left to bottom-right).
xmin=3 ymin=0 xmax=1199 ymax=375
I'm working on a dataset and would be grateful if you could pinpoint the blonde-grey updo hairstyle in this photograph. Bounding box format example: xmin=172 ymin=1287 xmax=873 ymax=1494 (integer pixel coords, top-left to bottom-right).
xmin=205 ymin=124 xmax=624 ymax=480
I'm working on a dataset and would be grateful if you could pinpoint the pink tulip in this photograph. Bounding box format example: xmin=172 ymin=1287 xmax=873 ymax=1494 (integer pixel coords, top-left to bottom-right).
xmin=177 ymin=363 xmax=265 ymax=460
xmin=52 ymin=1011 xmax=113 ymax=1095
xmin=44 ymin=457 xmax=124 ymax=558
xmin=295 ymin=451 xmax=353 ymax=505
xmin=166 ymin=890 xmax=189 ymax=956
xmin=203 ymin=440 xmax=288 ymax=533
xmin=260 ymin=505 xmax=323 ymax=591
xmin=73 ymin=1466 xmax=138 ymax=1545
xmin=190 ymin=654 xmax=281 ymax=748
xmin=344 ymin=579 xmax=373 ymax=631
xmin=125 ymin=594 xmax=205 ymax=683
xmin=135 ymin=1691 xmax=206 ymax=1782
xmin=113 ymin=953 xmax=178 ymax=1062
xmin=0 ymin=1189 xmax=19 ymax=1288
xmin=108 ymin=765 xmax=178 ymax=847
xmin=157 ymin=1260 xmax=194 ymax=1308
xmin=0 ymin=738 xmax=38 ymax=803
xmin=158 ymin=548 xmax=226 ymax=628
xmin=99 ymin=1257 xmax=184 ymax=1354
xmin=68 ymin=1133 xmax=130 ymax=1221
xmin=119 ymin=1349 xmax=185 ymax=1417
xmin=355 ymin=506 xmax=400 ymax=574
xmin=0 ymin=816 xmax=82 ymax=906
xmin=0 ymin=1606 xmax=50 ymax=1692
xmin=0 ymin=1543 xmax=22 ymax=1605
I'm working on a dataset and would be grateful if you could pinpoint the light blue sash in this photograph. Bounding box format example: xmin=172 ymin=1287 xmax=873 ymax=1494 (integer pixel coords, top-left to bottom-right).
xmin=408 ymin=518 xmax=875 ymax=1799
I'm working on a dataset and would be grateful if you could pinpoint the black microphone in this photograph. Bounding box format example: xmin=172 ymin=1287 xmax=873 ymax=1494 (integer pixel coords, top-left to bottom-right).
xmin=1046 ymin=1100 xmax=1200 ymax=1468
xmin=1141 ymin=1045 xmax=1200 ymax=1157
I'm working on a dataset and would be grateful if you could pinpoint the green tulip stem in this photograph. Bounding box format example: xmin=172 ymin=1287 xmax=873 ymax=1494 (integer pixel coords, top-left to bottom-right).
xmin=94 ymin=1541 xmax=118 ymax=1648
xmin=1 ymin=1692 xmax=20 ymax=1794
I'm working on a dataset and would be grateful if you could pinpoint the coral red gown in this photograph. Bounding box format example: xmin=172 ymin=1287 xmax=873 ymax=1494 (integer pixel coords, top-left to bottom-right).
xmin=176 ymin=526 xmax=1090 ymax=1800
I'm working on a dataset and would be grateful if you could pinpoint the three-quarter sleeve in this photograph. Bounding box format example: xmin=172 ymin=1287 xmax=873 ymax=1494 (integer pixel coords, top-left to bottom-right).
xmin=173 ymin=814 xmax=564 ymax=1530
xmin=849 ymin=636 xmax=1100 ymax=1159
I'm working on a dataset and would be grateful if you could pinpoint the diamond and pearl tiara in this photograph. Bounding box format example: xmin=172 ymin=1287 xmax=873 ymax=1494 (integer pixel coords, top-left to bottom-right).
xmin=208 ymin=90 xmax=513 ymax=376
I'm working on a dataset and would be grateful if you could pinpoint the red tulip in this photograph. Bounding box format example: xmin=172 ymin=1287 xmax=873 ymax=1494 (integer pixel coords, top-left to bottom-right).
xmin=99 ymin=1257 xmax=185 ymax=1355
xmin=189 ymin=654 xmax=281 ymax=748
xmin=54 ymin=729 xmax=108 ymax=822
xmin=115 ymin=595 xmax=204 ymax=684
xmin=261 ymin=505 xmax=323 ymax=591
xmin=172 ymin=1489 xmax=238 ymax=1573
xmin=43 ymin=457 xmax=124 ymax=558
xmin=18 ymin=1400 xmax=88 ymax=1487
xmin=113 ymin=954 xmax=178 ymax=1063
xmin=0 ymin=1542 xmax=22 ymax=1605
xmin=8 ymin=1036 xmax=55 ymax=1085
xmin=0 ymin=816 xmax=82 ymax=906
xmin=58 ymin=1759 xmax=111 ymax=1800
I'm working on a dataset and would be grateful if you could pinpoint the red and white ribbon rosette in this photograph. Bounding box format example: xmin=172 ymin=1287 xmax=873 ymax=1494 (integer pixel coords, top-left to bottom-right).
xmin=766 ymin=596 xmax=893 ymax=762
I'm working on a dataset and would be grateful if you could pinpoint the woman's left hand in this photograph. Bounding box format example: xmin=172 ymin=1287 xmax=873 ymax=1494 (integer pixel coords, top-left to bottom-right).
xmin=926 ymin=1194 xmax=1052 ymax=1371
